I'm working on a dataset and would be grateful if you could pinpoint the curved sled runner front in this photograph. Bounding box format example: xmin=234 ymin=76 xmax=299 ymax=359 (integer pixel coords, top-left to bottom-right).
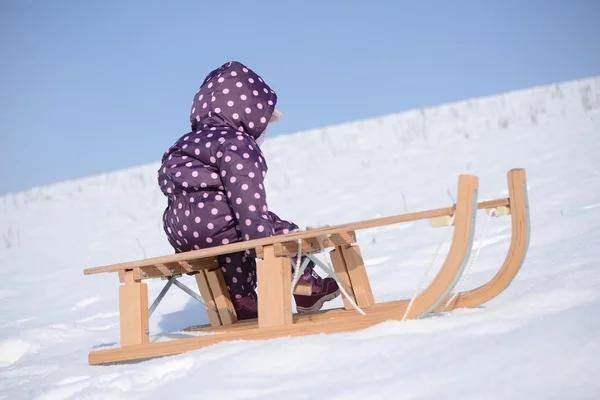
xmin=83 ymin=169 xmax=529 ymax=365
xmin=434 ymin=168 xmax=530 ymax=313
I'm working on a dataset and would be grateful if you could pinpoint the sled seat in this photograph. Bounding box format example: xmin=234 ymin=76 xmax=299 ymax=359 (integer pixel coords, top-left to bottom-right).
xmin=83 ymin=228 xmax=365 ymax=343
xmin=83 ymin=168 xmax=530 ymax=365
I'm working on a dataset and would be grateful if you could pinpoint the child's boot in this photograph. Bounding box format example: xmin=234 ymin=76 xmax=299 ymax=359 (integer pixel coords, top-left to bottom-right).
xmin=293 ymin=269 xmax=340 ymax=313
xmin=231 ymin=290 xmax=258 ymax=321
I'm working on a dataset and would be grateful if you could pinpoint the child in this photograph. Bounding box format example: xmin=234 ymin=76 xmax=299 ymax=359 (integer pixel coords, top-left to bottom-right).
xmin=157 ymin=61 xmax=340 ymax=320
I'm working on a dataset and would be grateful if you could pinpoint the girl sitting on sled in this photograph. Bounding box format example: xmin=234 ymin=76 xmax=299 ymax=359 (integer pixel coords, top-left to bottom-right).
xmin=157 ymin=61 xmax=340 ymax=319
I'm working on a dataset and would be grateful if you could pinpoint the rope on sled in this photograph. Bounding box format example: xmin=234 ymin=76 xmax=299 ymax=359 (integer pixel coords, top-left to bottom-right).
xmin=402 ymin=213 xmax=456 ymax=321
xmin=311 ymin=237 xmax=367 ymax=316
xmin=441 ymin=208 xmax=495 ymax=312
xmin=287 ymin=234 xmax=367 ymax=315
xmin=402 ymin=207 xmax=496 ymax=320
xmin=290 ymin=239 xmax=310 ymax=295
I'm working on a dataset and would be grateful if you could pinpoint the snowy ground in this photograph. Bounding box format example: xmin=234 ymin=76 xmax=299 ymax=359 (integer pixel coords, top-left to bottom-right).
xmin=1 ymin=77 xmax=599 ymax=399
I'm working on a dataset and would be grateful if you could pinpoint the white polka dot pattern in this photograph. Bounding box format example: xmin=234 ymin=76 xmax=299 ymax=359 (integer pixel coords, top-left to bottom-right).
xmin=157 ymin=60 xmax=299 ymax=262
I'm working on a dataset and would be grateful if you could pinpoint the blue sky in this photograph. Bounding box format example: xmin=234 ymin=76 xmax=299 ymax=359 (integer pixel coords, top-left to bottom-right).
xmin=1 ymin=0 xmax=599 ymax=194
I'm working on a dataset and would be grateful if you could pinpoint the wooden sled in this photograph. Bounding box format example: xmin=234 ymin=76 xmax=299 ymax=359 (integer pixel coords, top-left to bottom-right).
xmin=83 ymin=168 xmax=530 ymax=365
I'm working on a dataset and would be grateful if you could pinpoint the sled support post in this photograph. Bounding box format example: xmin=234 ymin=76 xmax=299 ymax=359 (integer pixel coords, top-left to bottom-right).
xmin=329 ymin=248 xmax=354 ymax=310
xmin=257 ymin=245 xmax=293 ymax=328
xmin=194 ymin=269 xmax=237 ymax=327
xmin=330 ymin=245 xmax=374 ymax=310
xmin=194 ymin=271 xmax=221 ymax=326
xmin=206 ymin=269 xmax=237 ymax=325
xmin=119 ymin=270 xmax=150 ymax=347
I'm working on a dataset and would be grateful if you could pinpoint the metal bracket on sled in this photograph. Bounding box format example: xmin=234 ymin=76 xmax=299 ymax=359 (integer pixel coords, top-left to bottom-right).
xmin=148 ymin=275 xmax=211 ymax=317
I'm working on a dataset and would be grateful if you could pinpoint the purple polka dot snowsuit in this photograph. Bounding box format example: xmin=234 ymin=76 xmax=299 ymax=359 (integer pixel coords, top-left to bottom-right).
xmin=157 ymin=61 xmax=300 ymax=299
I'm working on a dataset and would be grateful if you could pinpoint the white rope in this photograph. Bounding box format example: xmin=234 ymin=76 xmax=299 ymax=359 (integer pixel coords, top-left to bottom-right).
xmin=291 ymin=257 xmax=311 ymax=292
xmin=290 ymin=239 xmax=304 ymax=296
xmin=402 ymin=213 xmax=456 ymax=321
xmin=309 ymin=237 xmax=367 ymax=316
xmin=441 ymin=208 xmax=495 ymax=312
xmin=290 ymin=239 xmax=314 ymax=296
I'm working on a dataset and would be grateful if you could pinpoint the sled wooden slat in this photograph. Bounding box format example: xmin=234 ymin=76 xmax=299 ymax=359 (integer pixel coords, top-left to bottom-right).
xmin=90 ymin=298 xmax=414 ymax=365
xmin=204 ymin=269 xmax=237 ymax=325
xmin=330 ymin=244 xmax=375 ymax=310
xmin=125 ymin=259 xmax=219 ymax=282
xmin=83 ymin=199 xmax=508 ymax=277
xmin=135 ymin=262 xmax=181 ymax=280
xmin=118 ymin=271 xmax=149 ymax=347
xmin=330 ymin=247 xmax=357 ymax=309
xmin=84 ymin=168 xmax=529 ymax=366
xmin=267 ymin=231 xmax=357 ymax=258
xmin=194 ymin=270 xmax=223 ymax=326
xmin=257 ymin=245 xmax=293 ymax=328
xmin=341 ymin=245 xmax=375 ymax=308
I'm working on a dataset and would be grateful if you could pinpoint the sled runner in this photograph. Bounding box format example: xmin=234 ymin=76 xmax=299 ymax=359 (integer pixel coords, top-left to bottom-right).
xmin=83 ymin=168 xmax=530 ymax=365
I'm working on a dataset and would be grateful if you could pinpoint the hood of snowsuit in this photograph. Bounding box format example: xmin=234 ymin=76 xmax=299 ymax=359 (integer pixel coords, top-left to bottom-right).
xmin=189 ymin=61 xmax=278 ymax=139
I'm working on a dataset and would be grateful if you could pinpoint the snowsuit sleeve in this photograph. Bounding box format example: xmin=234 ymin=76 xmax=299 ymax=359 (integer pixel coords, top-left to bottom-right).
xmin=267 ymin=210 xmax=299 ymax=236
xmin=217 ymin=137 xmax=298 ymax=241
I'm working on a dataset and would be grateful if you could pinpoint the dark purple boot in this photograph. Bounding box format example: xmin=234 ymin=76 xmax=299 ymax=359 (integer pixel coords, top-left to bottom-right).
xmin=293 ymin=269 xmax=340 ymax=313
xmin=231 ymin=290 xmax=258 ymax=321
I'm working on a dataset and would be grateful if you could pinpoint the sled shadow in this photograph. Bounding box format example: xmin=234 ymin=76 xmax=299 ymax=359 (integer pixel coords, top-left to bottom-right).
xmin=157 ymin=297 xmax=211 ymax=334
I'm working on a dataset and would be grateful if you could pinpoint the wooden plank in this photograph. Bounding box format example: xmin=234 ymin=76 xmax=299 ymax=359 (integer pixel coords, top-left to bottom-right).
xmin=134 ymin=262 xmax=180 ymax=280
xmin=272 ymin=240 xmax=316 ymax=258
xmin=131 ymin=259 xmax=218 ymax=281
xmin=186 ymin=258 xmax=219 ymax=271
xmin=179 ymin=261 xmax=195 ymax=274
xmin=257 ymin=246 xmax=292 ymax=328
xmin=341 ymin=245 xmax=375 ymax=309
xmin=272 ymin=231 xmax=357 ymax=257
xmin=185 ymin=297 xmax=410 ymax=335
xmin=329 ymin=247 xmax=356 ymax=310
xmin=434 ymin=168 xmax=529 ymax=312
xmin=329 ymin=231 xmax=357 ymax=246
xmin=88 ymin=297 xmax=425 ymax=365
xmin=83 ymin=198 xmax=509 ymax=276
xmin=205 ymin=269 xmax=237 ymax=325
xmin=194 ymin=271 xmax=222 ymax=327
xmin=118 ymin=271 xmax=149 ymax=347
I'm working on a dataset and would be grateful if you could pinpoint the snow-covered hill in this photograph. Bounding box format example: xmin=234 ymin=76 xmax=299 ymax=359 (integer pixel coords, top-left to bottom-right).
xmin=1 ymin=76 xmax=599 ymax=399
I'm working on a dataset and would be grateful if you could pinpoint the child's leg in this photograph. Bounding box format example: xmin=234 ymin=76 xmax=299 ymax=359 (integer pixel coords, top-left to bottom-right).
xmin=217 ymin=250 xmax=258 ymax=320
xmin=217 ymin=250 xmax=257 ymax=298
xmin=215 ymin=250 xmax=339 ymax=318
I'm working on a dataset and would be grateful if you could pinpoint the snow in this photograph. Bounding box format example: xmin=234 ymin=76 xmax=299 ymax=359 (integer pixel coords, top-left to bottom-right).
xmin=1 ymin=76 xmax=599 ymax=399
